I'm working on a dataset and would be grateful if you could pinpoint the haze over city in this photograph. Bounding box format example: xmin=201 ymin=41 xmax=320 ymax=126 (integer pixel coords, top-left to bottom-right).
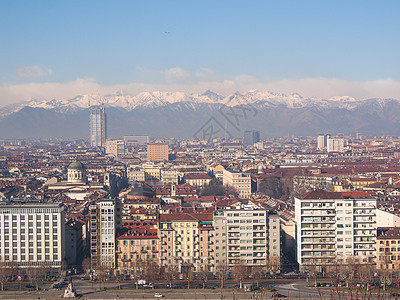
xmin=1 ymin=1 xmax=400 ymax=300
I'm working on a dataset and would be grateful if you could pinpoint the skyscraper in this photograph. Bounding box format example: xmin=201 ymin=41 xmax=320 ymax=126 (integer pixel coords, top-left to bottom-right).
xmin=89 ymin=106 xmax=106 ymax=147
xmin=244 ymin=130 xmax=260 ymax=145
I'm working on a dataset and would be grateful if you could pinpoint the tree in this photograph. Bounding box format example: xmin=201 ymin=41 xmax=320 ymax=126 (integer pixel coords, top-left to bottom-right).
xmin=231 ymin=264 xmax=249 ymax=289
xmin=200 ymin=178 xmax=238 ymax=197
xmin=197 ymin=258 xmax=212 ymax=288
xmin=0 ymin=265 xmax=8 ymax=291
xmin=258 ymin=176 xmax=283 ymax=199
xmin=216 ymin=262 xmax=228 ymax=289
xmin=251 ymin=266 xmax=264 ymax=287
xmin=26 ymin=267 xmax=45 ymax=291
xmin=143 ymin=261 xmax=160 ymax=287
xmin=81 ymin=257 xmax=91 ymax=276
xmin=163 ymin=262 xmax=179 ymax=288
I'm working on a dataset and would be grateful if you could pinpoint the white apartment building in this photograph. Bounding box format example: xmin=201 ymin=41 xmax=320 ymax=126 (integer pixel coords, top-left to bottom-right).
xmin=214 ymin=208 xmax=280 ymax=272
xmin=105 ymin=139 xmax=125 ymax=158
xmin=0 ymin=201 xmax=65 ymax=271
xmin=295 ymin=190 xmax=376 ymax=272
xmin=327 ymin=137 xmax=345 ymax=153
xmin=90 ymin=199 xmax=122 ymax=269
xmin=222 ymin=168 xmax=251 ymax=199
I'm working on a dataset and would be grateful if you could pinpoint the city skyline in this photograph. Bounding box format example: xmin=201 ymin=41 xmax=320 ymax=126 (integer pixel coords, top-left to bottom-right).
xmin=1 ymin=1 xmax=400 ymax=106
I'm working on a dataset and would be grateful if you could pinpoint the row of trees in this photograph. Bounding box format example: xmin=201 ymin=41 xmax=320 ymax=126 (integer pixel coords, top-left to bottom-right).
xmin=0 ymin=262 xmax=61 ymax=291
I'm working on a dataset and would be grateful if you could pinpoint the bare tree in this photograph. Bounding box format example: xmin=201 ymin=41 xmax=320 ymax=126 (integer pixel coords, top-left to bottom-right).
xmin=197 ymin=258 xmax=212 ymax=288
xmin=216 ymin=262 xmax=228 ymax=289
xmin=164 ymin=261 xmax=179 ymax=288
xmin=26 ymin=267 xmax=45 ymax=291
xmin=0 ymin=265 xmax=8 ymax=291
xmin=251 ymin=266 xmax=264 ymax=287
xmin=81 ymin=257 xmax=91 ymax=276
xmin=232 ymin=264 xmax=249 ymax=289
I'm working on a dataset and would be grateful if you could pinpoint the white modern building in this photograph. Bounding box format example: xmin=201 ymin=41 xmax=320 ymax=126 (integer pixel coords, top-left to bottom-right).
xmin=0 ymin=201 xmax=65 ymax=272
xmin=295 ymin=190 xmax=376 ymax=272
xmin=327 ymin=137 xmax=345 ymax=153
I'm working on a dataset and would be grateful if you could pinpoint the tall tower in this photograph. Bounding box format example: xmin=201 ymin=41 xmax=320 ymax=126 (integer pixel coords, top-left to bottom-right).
xmin=89 ymin=105 xmax=106 ymax=147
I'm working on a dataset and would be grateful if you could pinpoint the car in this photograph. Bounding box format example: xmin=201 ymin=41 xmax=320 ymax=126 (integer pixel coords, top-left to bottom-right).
xmin=154 ymin=293 xmax=164 ymax=298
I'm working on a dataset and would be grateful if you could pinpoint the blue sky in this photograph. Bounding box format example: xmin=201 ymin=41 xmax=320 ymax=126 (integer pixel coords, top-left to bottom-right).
xmin=1 ymin=0 xmax=400 ymax=105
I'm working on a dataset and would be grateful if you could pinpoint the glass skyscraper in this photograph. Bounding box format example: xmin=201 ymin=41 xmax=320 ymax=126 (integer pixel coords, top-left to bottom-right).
xmin=90 ymin=106 xmax=106 ymax=147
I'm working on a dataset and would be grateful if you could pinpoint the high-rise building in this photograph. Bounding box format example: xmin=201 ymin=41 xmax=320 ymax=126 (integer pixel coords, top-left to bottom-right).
xmin=244 ymin=130 xmax=260 ymax=145
xmin=294 ymin=190 xmax=376 ymax=272
xmin=0 ymin=201 xmax=65 ymax=274
xmin=90 ymin=199 xmax=122 ymax=269
xmin=317 ymin=134 xmax=331 ymax=150
xmin=327 ymin=137 xmax=345 ymax=153
xmin=90 ymin=106 xmax=106 ymax=147
xmin=147 ymin=143 xmax=169 ymax=161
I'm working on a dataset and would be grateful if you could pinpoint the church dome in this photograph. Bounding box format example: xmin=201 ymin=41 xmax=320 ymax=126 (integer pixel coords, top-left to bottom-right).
xmin=68 ymin=161 xmax=85 ymax=170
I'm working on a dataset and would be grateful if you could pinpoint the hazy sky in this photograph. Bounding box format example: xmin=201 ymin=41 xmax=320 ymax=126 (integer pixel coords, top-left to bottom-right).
xmin=1 ymin=0 xmax=400 ymax=105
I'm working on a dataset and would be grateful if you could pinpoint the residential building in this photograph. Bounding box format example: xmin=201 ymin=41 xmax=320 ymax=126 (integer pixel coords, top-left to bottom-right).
xmin=0 ymin=201 xmax=65 ymax=273
xmin=105 ymin=139 xmax=125 ymax=158
xmin=214 ymin=208 xmax=280 ymax=273
xmin=89 ymin=199 xmax=122 ymax=269
xmin=294 ymin=190 xmax=377 ymax=272
xmin=222 ymin=168 xmax=251 ymax=199
xmin=327 ymin=137 xmax=345 ymax=153
xmin=116 ymin=226 xmax=159 ymax=277
xmin=185 ymin=173 xmax=212 ymax=188
xmin=376 ymin=227 xmax=400 ymax=271
xmin=147 ymin=143 xmax=169 ymax=162
xmin=90 ymin=106 xmax=106 ymax=147
xmin=159 ymin=213 xmax=214 ymax=275
xmin=317 ymin=134 xmax=331 ymax=150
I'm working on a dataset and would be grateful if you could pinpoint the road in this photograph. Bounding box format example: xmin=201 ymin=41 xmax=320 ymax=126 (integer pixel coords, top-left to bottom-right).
xmin=0 ymin=279 xmax=394 ymax=299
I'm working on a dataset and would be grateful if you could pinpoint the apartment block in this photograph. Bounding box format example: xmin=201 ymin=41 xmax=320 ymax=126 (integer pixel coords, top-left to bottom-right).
xmin=90 ymin=199 xmax=122 ymax=269
xmin=0 ymin=201 xmax=65 ymax=272
xmin=147 ymin=143 xmax=169 ymax=162
xmin=105 ymin=139 xmax=125 ymax=158
xmin=295 ymin=190 xmax=376 ymax=272
xmin=159 ymin=213 xmax=214 ymax=275
xmin=214 ymin=208 xmax=280 ymax=272
xmin=376 ymin=227 xmax=400 ymax=271
xmin=222 ymin=168 xmax=251 ymax=199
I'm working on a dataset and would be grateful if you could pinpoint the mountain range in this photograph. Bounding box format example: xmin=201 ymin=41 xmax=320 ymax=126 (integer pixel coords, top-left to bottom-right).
xmin=1 ymin=90 xmax=400 ymax=139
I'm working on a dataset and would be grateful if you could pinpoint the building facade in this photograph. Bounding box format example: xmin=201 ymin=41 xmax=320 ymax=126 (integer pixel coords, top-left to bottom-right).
xmin=147 ymin=143 xmax=169 ymax=162
xmin=105 ymin=139 xmax=125 ymax=158
xmin=295 ymin=190 xmax=376 ymax=272
xmin=89 ymin=199 xmax=122 ymax=270
xmin=222 ymin=168 xmax=251 ymax=199
xmin=244 ymin=130 xmax=260 ymax=145
xmin=214 ymin=208 xmax=280 ymax=273
xmin=0 ymin=202 xmax=65 ymax=272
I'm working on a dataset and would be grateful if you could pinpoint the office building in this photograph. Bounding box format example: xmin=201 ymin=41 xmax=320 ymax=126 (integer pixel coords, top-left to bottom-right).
xmin=147 ymin=143 xmax=169 ymax=162
xmin=0 ymin=201 xmax=65 ymax=272
xmin=124 ymin=136 xmax=150 ymax=145
xmin=90 ymin=106 xmax=106 ymax=147
xmin=90 ymin=199 xmax=122 ymax=269
xmin=295 ymin=190 xmax=376 ymax=272
xmin=244 ymin=130 xmax=260 ymax=145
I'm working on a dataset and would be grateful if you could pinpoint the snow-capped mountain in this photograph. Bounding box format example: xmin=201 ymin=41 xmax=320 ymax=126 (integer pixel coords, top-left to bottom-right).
xmin=1 ymin=89 xmax=398 ymax=117
xmin=0 ymin=90 xmax=400 ymax=138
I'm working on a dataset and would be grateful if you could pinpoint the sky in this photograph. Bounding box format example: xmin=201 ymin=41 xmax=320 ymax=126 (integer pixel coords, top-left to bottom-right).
xmin=0 ymin=0 xmax=400 ymax=106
